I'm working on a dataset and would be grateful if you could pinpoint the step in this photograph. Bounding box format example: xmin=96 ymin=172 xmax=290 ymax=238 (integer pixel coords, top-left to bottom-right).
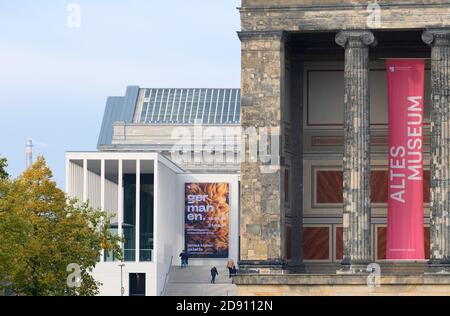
xmin=163 ymin=265 xmax=237 ymax=296
xmin=304 ymin=262 xmax=428 ymax=275
xmin=168 ymin=266 xmax=233 ymax=284
xmin=164 ymin=283 xmax=237 ymax=297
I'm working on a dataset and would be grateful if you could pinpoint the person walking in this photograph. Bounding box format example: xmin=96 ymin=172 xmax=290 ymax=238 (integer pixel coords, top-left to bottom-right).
xmin=179 ymin=250 xmax=187 ymax=269
xmin=226 ymin=259 xmax=235 ymax=278
xmin=210 ymin=267 xmax=219 ymax=284
xmin=230 ymin=265 xmax=237 ymax=284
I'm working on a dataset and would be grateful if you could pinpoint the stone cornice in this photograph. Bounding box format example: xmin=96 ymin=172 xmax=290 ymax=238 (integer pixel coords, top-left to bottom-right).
xmin=335 ymin=30 xmax=377 ymax=48
xmin=239 ymin=2 xmax=450 ymax=13
xmin=237 ymin=30 xmax=288 ymax=43
xmin=422 ymin=29 xmax=450 ymax=47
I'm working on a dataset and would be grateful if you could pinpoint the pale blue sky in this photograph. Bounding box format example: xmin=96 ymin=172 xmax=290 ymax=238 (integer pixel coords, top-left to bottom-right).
xmin=0 ymin=0 xmax=241 ymax=187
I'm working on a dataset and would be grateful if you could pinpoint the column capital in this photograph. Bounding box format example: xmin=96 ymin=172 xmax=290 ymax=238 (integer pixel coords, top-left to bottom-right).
xmin=422 ymin=29 xmax=450 ymax=47
xmin=335 ymin=30 xmax=377 ymax=48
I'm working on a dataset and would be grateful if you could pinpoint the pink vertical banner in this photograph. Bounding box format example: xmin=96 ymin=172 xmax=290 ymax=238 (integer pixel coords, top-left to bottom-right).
xmin=386 ymin=59 xmax=425 ymax=260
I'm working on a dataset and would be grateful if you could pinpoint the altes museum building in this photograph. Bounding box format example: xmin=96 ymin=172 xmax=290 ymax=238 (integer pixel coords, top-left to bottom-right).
xmin=233 ymin=0 xmax=450 ymax=295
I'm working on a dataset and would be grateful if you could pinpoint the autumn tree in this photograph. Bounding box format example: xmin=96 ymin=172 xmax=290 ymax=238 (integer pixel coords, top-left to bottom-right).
xmin=0 ymin=157 xmax=8 ymax=179
xmin=0 ymin=156 xmax=121 ymax=296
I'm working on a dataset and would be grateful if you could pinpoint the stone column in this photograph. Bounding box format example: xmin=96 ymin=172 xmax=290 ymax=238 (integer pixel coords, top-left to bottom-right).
xmin=335 ymin=30 xmax=376 ymax=270
xmin=422 ymin=29 xmax=450 ymax=270
xmin=237 ymin=31 xmax=287 ymax=273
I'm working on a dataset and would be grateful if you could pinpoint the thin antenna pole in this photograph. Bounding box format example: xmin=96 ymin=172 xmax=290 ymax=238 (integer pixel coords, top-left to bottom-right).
xmin=26 ymin=139 xmax=33 ymax=169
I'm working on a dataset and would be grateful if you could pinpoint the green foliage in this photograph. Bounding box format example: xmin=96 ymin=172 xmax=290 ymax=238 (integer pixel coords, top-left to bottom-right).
xmin=0 ymin=156 xmax=122 ymax=296
xmin=0 ymin=157 xmax=8 ymax=180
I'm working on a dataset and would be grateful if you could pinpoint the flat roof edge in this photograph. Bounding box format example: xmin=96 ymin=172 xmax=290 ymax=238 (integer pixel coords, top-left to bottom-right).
xmin=65 ymin=152 xmax=185 ymax=174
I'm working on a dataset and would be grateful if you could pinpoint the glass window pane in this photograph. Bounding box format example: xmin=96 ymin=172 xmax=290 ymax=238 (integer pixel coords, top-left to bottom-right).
xmin=139 ymin=171 xmax=154 ymax=262
xmin=123 ymin=160 xmax=136 ymax=261
xmin=140 ymin=102 xmax=149 ymax=123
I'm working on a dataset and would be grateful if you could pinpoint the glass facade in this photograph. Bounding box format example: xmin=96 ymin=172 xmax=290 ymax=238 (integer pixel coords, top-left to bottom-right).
xmin=99 ymin=160 xmax=154 ymax=262
xmin=139 ymin=174 xmax=154 ymax=262
xmin=67 ymin=157 xmax=157 ymax=264
xmin=122 ymin=171 xmax=154 ymax=262
xmin=136 ymin=88 xmax=241 ymax=125
xmin=123 ymin=174 xmax=136 ymax=261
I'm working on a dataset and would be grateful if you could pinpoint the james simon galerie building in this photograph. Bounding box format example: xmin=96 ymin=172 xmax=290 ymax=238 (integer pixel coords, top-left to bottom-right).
xmin=65 ymin=1 xmax=450 ymax=296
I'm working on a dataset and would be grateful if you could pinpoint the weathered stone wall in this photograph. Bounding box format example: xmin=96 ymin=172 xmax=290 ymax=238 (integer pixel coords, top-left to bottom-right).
xmin=242 ymin=0 xmax=447 ymax=7
xmin=240 ymin=1 xmax=450 ymax=32
xmin=239 ymin=31 xmax=286 ymax=267
xmin=238 ymin=30 xmax=305 ymax=269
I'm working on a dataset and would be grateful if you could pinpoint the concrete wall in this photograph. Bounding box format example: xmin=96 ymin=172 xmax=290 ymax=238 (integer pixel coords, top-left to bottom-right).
xmin=67 ymin=160 xmax=119 ymax=221
xmin=154 ymin=160 xmax=178 ymax=296
xmin=92 ymin=262 xmax=155 ymax=296
xmin=109 ymin=123 xmax=240 ymax=173
xmin=153 ymin=170 xmax=240 ymax=294
xmin=67 ymin=161 xmax=84 ymax=203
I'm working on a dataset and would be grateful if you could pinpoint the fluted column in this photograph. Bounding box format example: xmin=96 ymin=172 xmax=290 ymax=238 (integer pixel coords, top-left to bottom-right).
xmin=336 ymin=30 xmax=376 ymax=269
xmin=422 ymin=29 xmax=450 ymax=268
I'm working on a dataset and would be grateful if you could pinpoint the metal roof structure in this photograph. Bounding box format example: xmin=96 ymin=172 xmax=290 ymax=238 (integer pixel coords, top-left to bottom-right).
xmin=97 ymin=86 xmax=139 ymax=148
xmin=97 ymin=87 xmax=241 ymax=149
xmin=136 ymin=88 xmax=240 ymax=125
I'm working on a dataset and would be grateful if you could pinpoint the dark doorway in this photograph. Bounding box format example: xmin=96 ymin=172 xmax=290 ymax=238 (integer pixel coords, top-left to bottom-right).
xmin=129 ymin=273 xmax=146 ymax=296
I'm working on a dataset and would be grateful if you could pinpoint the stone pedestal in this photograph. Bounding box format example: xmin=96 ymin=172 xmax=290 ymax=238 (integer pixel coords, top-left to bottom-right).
xmin=335 ymin=30 xmax=376 ymax=271
xmin=233 ymin=274 xmax=450 ymax=296
xmin=426 ymin=264 xmax=450 ymax=274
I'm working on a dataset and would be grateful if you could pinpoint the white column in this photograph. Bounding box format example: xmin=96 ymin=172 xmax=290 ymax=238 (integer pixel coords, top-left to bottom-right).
xmin=153 ymin=160 xmax=158 ymax=264
xmin=135 ymin=160 xmax=141 ymax=262
xmin=118 ymin=159 xmax=123 ymax=252
xmin=100 ymin=159 xmax=105 ymax=262
xmin=65 ymin=158 xmax=70 ymax=195
xmin=101 ymin=160 xmax=105 ymax=209
xmin=83 ymin=159 xmax=88 ymax=203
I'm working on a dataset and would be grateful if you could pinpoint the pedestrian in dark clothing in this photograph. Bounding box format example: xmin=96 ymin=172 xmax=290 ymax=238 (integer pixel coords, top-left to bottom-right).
xmin=227 ymin=266 xmax=233 ymax=278
xmin=210 ymin=267 xmax=219 ymax=284
xmin=226 ymin=259 xmax=235 ymax=278
xmin=179 ymin=250 xmax=187 ymax=268
xmin=230 ymin=266 xmax=237 ymax=284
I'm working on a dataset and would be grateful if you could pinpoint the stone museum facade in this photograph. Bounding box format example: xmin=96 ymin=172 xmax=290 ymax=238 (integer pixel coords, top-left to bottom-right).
xmin=235 ymin=0 xmax=450 ymax=295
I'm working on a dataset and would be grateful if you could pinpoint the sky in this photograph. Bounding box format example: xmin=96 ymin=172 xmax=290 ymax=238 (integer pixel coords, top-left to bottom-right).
xmin=0 ymin=0 xmax=241 ymax=188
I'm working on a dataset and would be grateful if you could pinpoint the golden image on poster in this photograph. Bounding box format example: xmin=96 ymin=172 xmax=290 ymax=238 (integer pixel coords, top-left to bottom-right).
xmin=185 ymin=183 xmax=229 ymax=258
